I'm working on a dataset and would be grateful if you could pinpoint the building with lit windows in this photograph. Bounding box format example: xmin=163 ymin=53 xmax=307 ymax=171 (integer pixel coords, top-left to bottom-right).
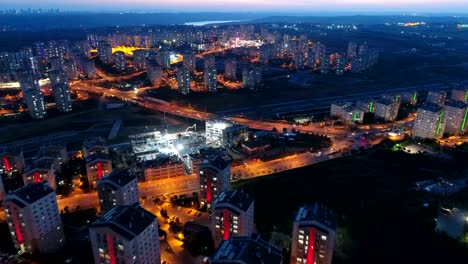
xmin=330 ymin=103 xmax=364 ymax=125
xmin=133 ymin=49 xmax=149 ymax=70
xmin=451 ymin=88 xmax=468 ymax=103
xmin=413 ymin=103 xmax=446 ymax=139
xmin=114 ymin=51 xmax=126 ymax=71
xmin=212 ymin=235 xmax=283 ymax=264
xmin=19 ymin=73 xmax=46 ymax=119
xmin=320 ymin=55 xmax=330 ymax=74
xmin=99 ymin=42 xmax=114 ymax=64
xmin=82 ymin=137 xmax=109 ymax=158
xmin=242 ymin=66 xmax=262 ymax=90
xmin=97 ymin=169 xmax=139 ymax=213
xmin=335 ymin=54 xmax=346 ymax=76
xmin=177 ymin=67 xmax=191 ymax=95
xmin=0 ymin=151 xmax=25 ymax=175
xmin=157 ymin=51 xmax=171 ymax=69
xmin=147 ymin=59 xmax=162 ymax=86
xmin=444 ymin=100 xmax=468 ymax=136
xmin=63 ymin=59 xmax=78 ymax=79
xmin=212 ymin=190 xmax=254 ymax=247
xmin=22 ymin=160 xmax=57 ymax=190
xmin=290 ymin=204 xmax=336 ymax=264
xmin=294 ymin=52 xmax=305 ymax=69
xmin=143 ymin=155 xmax=186 ymax=181
xmin=204 ymin=54 xmax=216 ymax=68
xmin=205 ymin=120 xmax=249 ymax=147
xmin=426 ymin=91 xmax=447 ymax=106
xmin=183 ymin=50 xmax=196 ymax=72
xmin=224 ymin=58 xmax=237 ymax=80
xmin=86 ymin=153 xmax=113 ymax=189
xmin=373 ymin=98 xmax=400 ymax=121
xmin=4 ymin=183 xmax=65 ymax=254
xmin=204 ymin=66 xmax=217 ymax=92
xmin=49 ymin=70 xmax=72 ymax=112
xmin=347 ymin=42 xmax=358 ymax=60
xmin=89 ymin=205 xmax=160 ymax=264
xmin=198 ymin=156 xmax=232 ymax=209
xmin=79 ymin=57 xmax=97 ymax=78
xmin=185 ymin=147 xmax=227 ymax=175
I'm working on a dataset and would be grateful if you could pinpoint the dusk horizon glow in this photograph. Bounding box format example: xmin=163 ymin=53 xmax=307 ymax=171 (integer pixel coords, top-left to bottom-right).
xmin=2 ymin=0 xmax=468 ymax=13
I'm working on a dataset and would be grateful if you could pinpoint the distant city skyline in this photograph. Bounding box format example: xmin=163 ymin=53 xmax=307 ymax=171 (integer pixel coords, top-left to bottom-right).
xmin=1 ymin=0 xmax=468 ymax=13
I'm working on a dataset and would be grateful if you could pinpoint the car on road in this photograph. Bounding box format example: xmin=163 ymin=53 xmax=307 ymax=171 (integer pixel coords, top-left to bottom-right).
xmin=187 ymin=210 xmax=192 ymax=214
xmin=195 ymin=211 xmax=202 ymax=217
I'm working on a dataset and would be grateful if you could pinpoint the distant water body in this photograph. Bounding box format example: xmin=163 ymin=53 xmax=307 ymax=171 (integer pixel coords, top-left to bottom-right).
xmin=183 ymin=20 xmax=247 ymax=26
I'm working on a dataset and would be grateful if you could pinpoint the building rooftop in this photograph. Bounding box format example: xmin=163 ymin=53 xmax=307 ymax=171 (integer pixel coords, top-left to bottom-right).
xmin=214 ymin=190 xmax=254 ymax=212
xmin=144 ymin=155 xmax=182 ymax=168
xmin=241 ymin=139 xmax=270 ymax=149
xmin=419 ymin=103 xmax=442 ymax=113
xmin=295 ymin=203 xmax=336 ymax=230
xmin=98 ymin=169 xmax=136 ymax=188
xmin=36 ymin=144 xmax=65 ymax=159
xmin=92 ymin=205 xmax=156 ymax=241
xmin=83 ymin=137 xmax=107 ymax=150
xmin=7 ymin=182 xmax=54 ymax=208
xmin=85 ymin=152 xmax=111 ymax=164
xmin=376 ymin=97 xmax=395 ymax=106
xmin=202 ymin=155 xmax=232 ymax=171
xmin=212 ymin=235 xmax=283 ymax=264
xmin=189 ymin=147 xmax=227 ymax=161
xmin=445 ymin=100 xmax=467 ymax=109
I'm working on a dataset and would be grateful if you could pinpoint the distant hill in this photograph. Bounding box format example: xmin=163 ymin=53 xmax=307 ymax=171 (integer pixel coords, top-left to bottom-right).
xmin=0 ymin=12 xmax=265 ymax=31
xmin=253 ymin=15 xmax=468 ymax=25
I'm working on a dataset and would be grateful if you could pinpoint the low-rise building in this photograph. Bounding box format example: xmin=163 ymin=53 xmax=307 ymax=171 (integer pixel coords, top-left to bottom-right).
xmin=241 ymin=140 xmax=270 ymax=155
xmin=143 ymin=155 xmax=185 ymax=181
xmin=330 ymin=102 xmax=364 ymax=124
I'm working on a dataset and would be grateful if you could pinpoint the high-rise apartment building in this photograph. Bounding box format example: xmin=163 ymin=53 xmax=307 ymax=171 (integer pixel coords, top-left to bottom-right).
xmin=114 ymin=51 xmax=126 ymax=71
xmin=147 ymin=59 xmax=162 ymax=86
xmin=49 ymin=70 xmax=72 ymax=112
xmin=89 ymin=205 xmax=160 ymax=264
xmin=212 ymin=190 xmax=254 ymax=247
xmin=97 ymin=169 xmax=139 ymax=213
xmin=204 ymin=66 xmax=218 ymax=92
xmin=4 ymin=183 xmax=65 ymax=254
xmin=199 ymin=156 xmax=232 ymax=209
xmin=374 ymin=98 xmax=400 ymax=121
xmin=86 ymin=153 xmax=113 ymax=189
xmin=413 ymin=103 xmax=446 ymax=139
xmin=177 ymin=67 xmax=191 ymax=95
xmin=204 ymin=54 xmax=216 ymax=68
xmin=444 ymin=100 xmax=468 ymax=135
xmin=426 ymin=90 xmax=447 ymax=106
xmin=183 ymin=50 xmax=196 ymax=72
xmin=290 ymin=204 xmax=336 ymax=264
xmin=19 ymin=73 xmax=46 ymax=119
xmin=224 ymin=58 xmax=237 ymax=80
